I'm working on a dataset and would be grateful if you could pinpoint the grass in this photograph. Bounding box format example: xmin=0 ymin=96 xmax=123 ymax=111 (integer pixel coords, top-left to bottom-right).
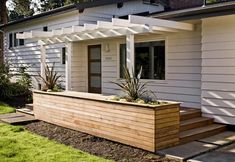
xmin=0 ymin=103 xmax=111 ymax=162
xmin=0 ymin=123 xmax=111 ymax=162
xmin=0 ymin=102 xmax=15 ymax=114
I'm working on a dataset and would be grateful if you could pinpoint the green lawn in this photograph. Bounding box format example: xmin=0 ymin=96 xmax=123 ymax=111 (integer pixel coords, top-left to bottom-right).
xmin=0 ymin=102 xmax=15 ymax=114
xmin=0 ymin=103 xmax=111 ymax=162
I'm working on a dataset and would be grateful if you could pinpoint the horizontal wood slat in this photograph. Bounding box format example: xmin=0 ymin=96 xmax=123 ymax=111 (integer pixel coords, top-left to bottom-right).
xmin=33 ymin=91 xmax=180 ymax=152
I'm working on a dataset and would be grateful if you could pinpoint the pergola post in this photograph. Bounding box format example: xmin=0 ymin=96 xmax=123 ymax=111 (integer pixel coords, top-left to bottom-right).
xmin=126 ymin=34 xmax=135 ymax=76
xmin=65 ymin=43 xmax=72 ymax=91
xmin=40 ymin=44 xmax=46 ymax=80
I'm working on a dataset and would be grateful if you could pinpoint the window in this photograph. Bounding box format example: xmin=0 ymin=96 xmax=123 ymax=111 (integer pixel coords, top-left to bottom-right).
xmin=14 ymin=33 xmax=18 ymax=47
xmin=9 ymin=33 xmax=13 ymax=48
xmin=120 ymin=40 xmax=165 ymax=80
xmin=43 ymin=26 xmax=48 ymax=31
xmin=19 ymin=32 xmax=24 ymax=46
xmin=61 ymin=47 xmax=66 ymax=64
xmin=9 ymin=32 xmax=24 ymax=48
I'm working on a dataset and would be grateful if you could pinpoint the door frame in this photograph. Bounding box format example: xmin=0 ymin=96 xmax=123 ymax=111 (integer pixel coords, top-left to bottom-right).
xmin=88 ymin=44 xmax=102 ymax=94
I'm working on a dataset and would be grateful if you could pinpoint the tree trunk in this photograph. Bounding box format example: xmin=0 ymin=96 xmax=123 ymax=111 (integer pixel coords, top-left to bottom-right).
xmin=0 ymin=0 xmax=8 ymax=65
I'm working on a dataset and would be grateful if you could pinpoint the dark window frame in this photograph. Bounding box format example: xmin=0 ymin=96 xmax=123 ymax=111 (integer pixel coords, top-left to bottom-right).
xmin=119 ymin=40 xmax=166 ymax=80
xmin=9 ymin=33 xmax=13 ymax=49
xmin=61 ymin=47 xmax=66 ymax=65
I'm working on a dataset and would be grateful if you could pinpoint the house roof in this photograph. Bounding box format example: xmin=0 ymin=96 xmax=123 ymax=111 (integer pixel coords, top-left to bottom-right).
xmin=151 ymin=1 xmax=235 ymax=20
xmin=0 ymin=0 xmax=135 ymax=28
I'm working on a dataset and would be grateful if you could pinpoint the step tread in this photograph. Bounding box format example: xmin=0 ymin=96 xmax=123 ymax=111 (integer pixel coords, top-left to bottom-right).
xmin=180 ymin=108 xmax=201 ymax=115
xmin=180 ymin=124 xmax=226 ymax=139
xmin=16 ymin=108 xmax=34 ymax=115
xmin=180 ymin=117 xmax=213 ymax=126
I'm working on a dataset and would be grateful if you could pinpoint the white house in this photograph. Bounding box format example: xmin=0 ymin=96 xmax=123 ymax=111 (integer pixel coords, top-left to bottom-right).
xmin=1 ymin=0 xmax=235 ymax=125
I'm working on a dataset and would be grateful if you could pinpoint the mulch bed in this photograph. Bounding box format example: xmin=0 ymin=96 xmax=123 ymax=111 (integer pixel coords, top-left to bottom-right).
xmin=25 ymin=121 xmax=178 ymax=162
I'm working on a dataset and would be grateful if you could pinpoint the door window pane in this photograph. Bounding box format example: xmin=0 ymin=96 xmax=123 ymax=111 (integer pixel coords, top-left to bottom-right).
xmin=90 ymin=47 xmax=101 ymax=60
xmin=90 ymin=76 xmax=101 ymax=88
xmin=90 ymin=62 xmax=101 ymax=74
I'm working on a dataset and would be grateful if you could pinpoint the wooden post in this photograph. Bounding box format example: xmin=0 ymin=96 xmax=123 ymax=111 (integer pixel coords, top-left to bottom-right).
xmin=40 ymin=44 xmax=46 ymax=79
xmin=126 ymin=34 xmax=135 ymax=76
xmin=65 ymin=43 xmax=72 ymax=91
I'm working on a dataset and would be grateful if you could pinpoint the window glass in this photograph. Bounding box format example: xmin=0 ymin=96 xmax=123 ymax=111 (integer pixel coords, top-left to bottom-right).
xmin=62 ymin=47 xmax=66 ymax=64
xmin=43 ymin=26 xmax=48 ymax=31
xmin=19 ymin=32 xmax=25 ymax=46
xmin=14 ymin=33 xmax=18 ymax=47
xmin=119 ymin=44 xmax=126 ymax=78
xmin=9 ymin=33 xmax=13 ymax=48
xmin=120 ymin=40 xmax=165 ymax=80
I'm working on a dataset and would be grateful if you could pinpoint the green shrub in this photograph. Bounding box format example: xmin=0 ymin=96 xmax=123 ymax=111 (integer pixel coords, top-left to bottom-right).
xmin=0 ymin=64 xmax=32 ymax=101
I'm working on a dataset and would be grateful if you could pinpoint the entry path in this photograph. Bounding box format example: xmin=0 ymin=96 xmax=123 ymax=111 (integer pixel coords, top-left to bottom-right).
xmin=158 ymin=131 xmax=235 ymax=162
xmin=0 ymin=113 xmax=37 ymax=124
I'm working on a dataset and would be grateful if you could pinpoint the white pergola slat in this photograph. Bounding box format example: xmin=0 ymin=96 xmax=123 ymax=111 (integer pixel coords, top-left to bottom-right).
xmin=18 ymin=15 xmax=194 ymax=91
xmin=16 ymin=15 xmax=194 ymax=45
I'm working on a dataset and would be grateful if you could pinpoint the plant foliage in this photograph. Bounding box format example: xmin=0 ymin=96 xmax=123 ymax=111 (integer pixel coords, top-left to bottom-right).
xmin=38 ymin=63 xmax=62 ymax=91
xmin=0 ymin=64 xmax=32 ymax=100
xmin=112 ymin=66 xmax=149 ymax=101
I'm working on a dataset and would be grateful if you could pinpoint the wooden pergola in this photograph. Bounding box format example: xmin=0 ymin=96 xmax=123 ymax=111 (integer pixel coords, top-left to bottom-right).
xmin=17 ymin=15 xmax=194 ymax=91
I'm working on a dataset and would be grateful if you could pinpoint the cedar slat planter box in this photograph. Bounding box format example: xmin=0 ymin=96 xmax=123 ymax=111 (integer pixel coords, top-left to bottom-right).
xmin=33 ymin=90 xmax=180 ymax=152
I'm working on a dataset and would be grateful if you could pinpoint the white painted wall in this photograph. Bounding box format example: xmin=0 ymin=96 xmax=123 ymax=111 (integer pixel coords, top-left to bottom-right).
xmin=71 ymin=22 xmax=202 ymax=108
xmin=3 ymin=1 xmax=164 ymax=89
xmin=4 ymin=11 xmax=80 ymax=88
xmin=202 ymin=15 xmax=235 ymax=125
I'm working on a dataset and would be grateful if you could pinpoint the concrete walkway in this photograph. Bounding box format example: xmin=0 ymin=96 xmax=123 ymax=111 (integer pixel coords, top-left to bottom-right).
xmin=158 ymin=131 xmax=235 ymax=162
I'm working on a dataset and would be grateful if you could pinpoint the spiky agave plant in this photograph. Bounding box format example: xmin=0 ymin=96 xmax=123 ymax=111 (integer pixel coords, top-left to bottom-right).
xmin=112 ymin=66 xmax=148 ymax=101
xmin=38 ymin=62 xmax=62 ymax=91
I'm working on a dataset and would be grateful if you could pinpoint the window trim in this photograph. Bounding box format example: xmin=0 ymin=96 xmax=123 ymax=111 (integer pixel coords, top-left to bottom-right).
xmin=117 ymin=37 xmax=168 ymax=84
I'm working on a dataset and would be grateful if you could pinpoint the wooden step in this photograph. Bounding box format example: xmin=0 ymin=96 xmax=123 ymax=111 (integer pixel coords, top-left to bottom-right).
xmin=25 ymin=104 xmax=33 ymax=110
xmin=180 ymin=124 xmax=226 ymax=144
xmin=16 ymin=108 xmax=34 ymax=116
xmin=180 ymin=117 xmax=214 ymax=131
xmin=180 ymin=108 xmax=201 ymax=121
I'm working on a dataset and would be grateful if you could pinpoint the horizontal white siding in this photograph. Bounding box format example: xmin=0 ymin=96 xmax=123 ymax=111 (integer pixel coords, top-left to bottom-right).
xmin=202 ymin=15 xmax=235 ymax=125
xmin=4 ymin=12 xmax=80 ymax=88
xmin=70 ymin=23 xmax=201 ymax=108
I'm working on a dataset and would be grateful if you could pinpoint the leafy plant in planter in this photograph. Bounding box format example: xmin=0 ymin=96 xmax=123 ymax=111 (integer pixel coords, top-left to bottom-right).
xmin=38 ymin=63 xmax=62 ymax=92
xmin=112 ymin=66 xmax=158 ymax=104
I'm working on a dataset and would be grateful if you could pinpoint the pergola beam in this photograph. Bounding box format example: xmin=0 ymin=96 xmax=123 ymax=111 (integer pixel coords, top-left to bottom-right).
xmin=129 ymin=15 xmax=194 ymax=31
xmin=17 ymin=15 xmax=194 ymax=45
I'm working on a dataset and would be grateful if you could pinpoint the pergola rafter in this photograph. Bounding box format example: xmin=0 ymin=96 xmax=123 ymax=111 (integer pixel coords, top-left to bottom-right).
xmin=17 ymin=15 xmax=194 ymax=45
xmin=16 ymin=15 xmax=194 ymax=91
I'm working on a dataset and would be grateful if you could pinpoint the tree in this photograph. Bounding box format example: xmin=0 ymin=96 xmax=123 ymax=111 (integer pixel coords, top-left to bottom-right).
xmin=0 ymin=0 xmax=8 ymax=65
xmin=38 ymin=0 xmax=93 ymax=12
xmin=8 ymin=0 xmax=34 ymax=21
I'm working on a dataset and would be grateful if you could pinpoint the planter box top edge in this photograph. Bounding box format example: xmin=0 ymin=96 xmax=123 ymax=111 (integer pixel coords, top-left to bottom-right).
xmin=33 ymin=90 xmax=181 ymax=109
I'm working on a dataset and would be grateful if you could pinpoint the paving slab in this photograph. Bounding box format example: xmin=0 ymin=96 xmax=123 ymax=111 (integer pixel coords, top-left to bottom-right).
xmin=197 ymin=131 xmax=235 ymax=146
xmin=0 ymin=113 xmax=24 ymax=119
xmin=188 ymin=143 xmax=235 ymax=162
xmin=1 ymin=116 xmax=36 ymax=124
xmin=158 ymin=141 xmax=218 ymax=161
